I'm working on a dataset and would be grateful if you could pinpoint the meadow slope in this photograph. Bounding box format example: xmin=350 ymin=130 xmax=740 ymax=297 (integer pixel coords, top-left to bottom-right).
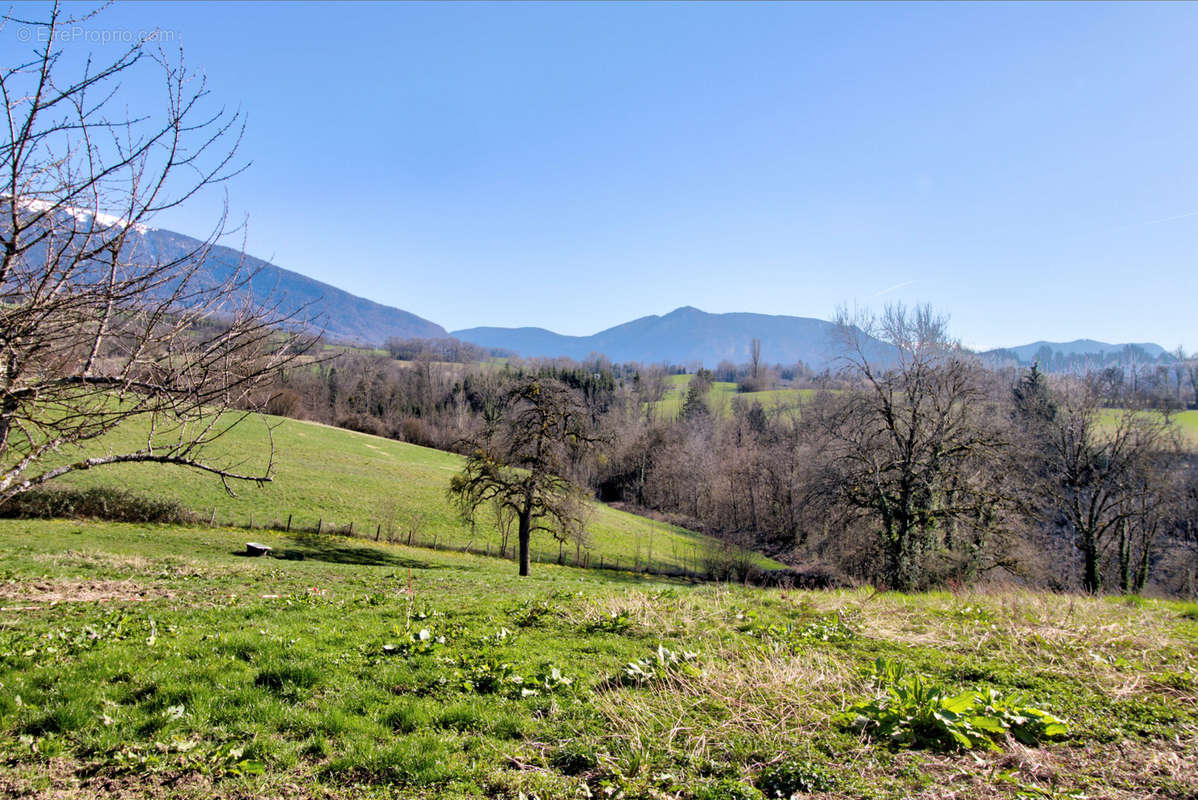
xmin=47 ymin=413 xmax=754 ymax=575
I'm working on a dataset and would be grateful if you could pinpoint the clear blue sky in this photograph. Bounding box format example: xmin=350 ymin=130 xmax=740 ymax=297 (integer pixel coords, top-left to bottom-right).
xmin=14 ymin=1 xmax=1198 ymax=350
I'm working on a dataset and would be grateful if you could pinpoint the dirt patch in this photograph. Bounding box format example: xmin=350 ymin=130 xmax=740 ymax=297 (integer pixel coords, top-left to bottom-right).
xmin=0 ymin=579 xmax=174 ymax=606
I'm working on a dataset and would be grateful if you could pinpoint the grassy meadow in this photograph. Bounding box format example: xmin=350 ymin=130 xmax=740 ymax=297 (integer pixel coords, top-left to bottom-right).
xmin=1094 ymin=408 xmax=1198 ymax=448
xmin=47 ymin=413 xmax=745 ymax=575
xmin=651 ymin=375 xmax=815 ymax=419
xmin=1 ymin=520 xmax=1196 ymax=799
xmin=655 ymin=374 xmax=1198 ymax=449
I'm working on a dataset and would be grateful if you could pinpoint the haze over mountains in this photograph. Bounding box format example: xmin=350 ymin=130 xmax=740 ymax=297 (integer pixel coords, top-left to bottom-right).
xmin=985 ymin=340 xmax=1170 ymax=363
xmin=65 ymin=218 xmax=1174 ymax=369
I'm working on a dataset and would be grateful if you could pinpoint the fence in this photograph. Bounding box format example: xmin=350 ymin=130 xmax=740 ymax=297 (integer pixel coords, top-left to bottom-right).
xmin=208 ymin=508 xmax=729 ymax=582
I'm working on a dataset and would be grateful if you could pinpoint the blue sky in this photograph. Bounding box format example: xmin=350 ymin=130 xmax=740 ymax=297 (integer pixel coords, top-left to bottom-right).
xmin=13 ymin=1 xmax=1198 ymax=350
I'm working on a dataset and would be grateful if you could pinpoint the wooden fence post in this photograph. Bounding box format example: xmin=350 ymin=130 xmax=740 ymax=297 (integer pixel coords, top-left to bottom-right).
xmin=286 ymin=514 xmax=292 ymax=533
xmin=317 ymin=519 xmax=322 ymax=534
xmin=209 ymin=508 xmax=216 ymax=526
xmin=348 ymin=520 xmax=354 ymax=536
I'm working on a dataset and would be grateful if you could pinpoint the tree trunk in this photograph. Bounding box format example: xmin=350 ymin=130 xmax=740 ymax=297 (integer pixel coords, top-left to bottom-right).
xmin=1118 ymin=520 xmax=1131 ymax=594
xmin=1081 ymin=532 xmax=1101 ymax=594
xmin=1133 ymin=535 xmax=1151 ymax=594
xmin=518 ymin=507 xmax=532 ymax=577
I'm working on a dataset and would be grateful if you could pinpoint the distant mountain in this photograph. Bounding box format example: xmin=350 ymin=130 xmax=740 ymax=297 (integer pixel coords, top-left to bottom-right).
xmin=11 ymin=205 xmax=446 ymax=345
xmin=985 ymin=339 xmax=1172 ymax=368
xmin=133 ymin=228 xmax=447 ymax=344
xmin=454 ymin=306 xmax=889 ymax=368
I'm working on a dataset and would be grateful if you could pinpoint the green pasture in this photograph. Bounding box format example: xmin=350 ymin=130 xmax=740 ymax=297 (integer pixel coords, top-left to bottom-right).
xmin=0 ymin=521 xmax=1194 ymax=798
xmin=651 ymin=375 xmax=814 ymax=419
xmin=46 ymin=413 xmax=765 ymax=575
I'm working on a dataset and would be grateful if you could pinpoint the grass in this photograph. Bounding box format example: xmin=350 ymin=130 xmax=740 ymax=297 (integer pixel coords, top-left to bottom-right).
xmin=652 ymin=375 xmax=816 ymax=419
xmin=0 ymin=520 xmax=1195 ymax=799
xmin=1095 ymin=408 xmax=1198 ymax=448
xmin=42 ymin=412 xmax=768 ymax=575
xmin=654 ymin=379 xmax=1198 ymax=449
xmin=1167 ymin=409 xmax=1198 ymax=445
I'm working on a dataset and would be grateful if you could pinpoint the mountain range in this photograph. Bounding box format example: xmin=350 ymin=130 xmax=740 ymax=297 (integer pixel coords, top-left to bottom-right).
xmin=52 ymin=219 xmax=448 ymax=343
xmin=38 ymin=215 xmax=1173 ymax=369
xmin=453 ymin=307 xmax=888 ymax=368
xmin=984 ymin=340 xmax=1170 ymax=364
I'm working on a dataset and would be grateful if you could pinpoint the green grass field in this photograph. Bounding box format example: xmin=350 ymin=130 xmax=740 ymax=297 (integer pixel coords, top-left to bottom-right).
xmin=46 ymin=413 xmax=762 ymax=575
xmin=654 ymin=377 xmax=1198 ymax=449
xmin=1095 ymin=408 xmax=1198 ymax=448
xmin=1 ymin=521 xmax=1195 ymax=799
xmin=651 ymin=375 xmax=815 ymax=419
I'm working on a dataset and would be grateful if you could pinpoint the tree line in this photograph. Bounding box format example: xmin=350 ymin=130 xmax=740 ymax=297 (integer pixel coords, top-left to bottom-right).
xmin=256 ymin=309 xmax=1197 ymax=595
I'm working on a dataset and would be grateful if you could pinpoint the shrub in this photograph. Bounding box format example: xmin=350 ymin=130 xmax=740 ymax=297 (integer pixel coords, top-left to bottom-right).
xmin=0 ymin=486 xmax=197 ymax=524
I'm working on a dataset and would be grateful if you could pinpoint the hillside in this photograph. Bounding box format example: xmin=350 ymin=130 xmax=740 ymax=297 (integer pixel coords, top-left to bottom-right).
xmin=18 ymin=215 xmax=448 ymax=345
xmin=0 ymin=521 xmax=1194 ymax=799
xmin=454 ymin=306 xmax=895 ymax=369
xmin=48 ymin=413 xmax=752 ymax=574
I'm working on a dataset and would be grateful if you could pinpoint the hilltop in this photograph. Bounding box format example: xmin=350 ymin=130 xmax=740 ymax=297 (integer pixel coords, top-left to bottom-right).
xmin=454 ymin=306 xmax=894 ymax=368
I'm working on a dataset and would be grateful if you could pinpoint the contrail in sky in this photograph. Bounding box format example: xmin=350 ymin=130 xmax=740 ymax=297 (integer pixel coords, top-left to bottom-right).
xmin=866 ymin=280 xmax=916 ymax=299
xmin=1139 ymin=209 xmax=1198 ymax=226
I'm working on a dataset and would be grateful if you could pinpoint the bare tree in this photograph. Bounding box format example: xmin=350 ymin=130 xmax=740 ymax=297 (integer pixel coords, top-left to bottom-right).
xmin=816 ymin=304 xmax=1008 ymax=591
xmin=449 ymin=377 xmax=600 ymax=576
xmin=1033 ymin=387 xmax=1177 ymax=593
xmin=0 ymin=5 xmax=315 ymax=502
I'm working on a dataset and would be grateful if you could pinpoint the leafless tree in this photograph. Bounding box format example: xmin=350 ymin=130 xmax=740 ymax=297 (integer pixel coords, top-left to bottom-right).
xmin=816 ymin=304 xmax=1008 ymax=590
xmin=449 ymin=377 xmax=600 ymax=576
xmin=0 ymin=4 xmax=315 ymax=502
xmin=1033 ymin=386 xmax=1177 ymax=593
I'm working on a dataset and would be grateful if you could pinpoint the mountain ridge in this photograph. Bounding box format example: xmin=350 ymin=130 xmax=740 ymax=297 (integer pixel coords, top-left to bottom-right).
xmin=122 ymin=225 xmax=448 ymax=344
xmin=453 ymin=306 xmax=883 ymax=368
xmin=987 ymin=339 xmax=1169 ymax=363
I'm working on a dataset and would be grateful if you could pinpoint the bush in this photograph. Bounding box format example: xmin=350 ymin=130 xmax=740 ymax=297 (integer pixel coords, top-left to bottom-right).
xmin=0 ymin=486 xmax=197 ymax=524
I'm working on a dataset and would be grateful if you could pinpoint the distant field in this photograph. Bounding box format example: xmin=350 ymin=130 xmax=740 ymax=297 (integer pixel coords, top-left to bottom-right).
xmin=1096 ymin=408 xmax=1198 ymax=448
xmin=0 ymin=521 xmax=1194 ymax=799
xmin=652 ymin=374 xmax=814 ymax=419
xmin=47 ymin=413 xmax=770 ymax=574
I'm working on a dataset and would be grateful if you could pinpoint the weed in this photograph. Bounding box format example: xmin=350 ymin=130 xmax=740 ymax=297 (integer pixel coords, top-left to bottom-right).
xmin=694 ymin=778 xmax=765 ymax=800
xmin=841 ymin=658 xmax=1068 ymax=751
xmin=757 ymin=759 xmax=836 ymax=796
xmin=586 ymin=609 xmax=633 ymax=633
xmin=621 ymin=644 xmax=701 ymax=685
